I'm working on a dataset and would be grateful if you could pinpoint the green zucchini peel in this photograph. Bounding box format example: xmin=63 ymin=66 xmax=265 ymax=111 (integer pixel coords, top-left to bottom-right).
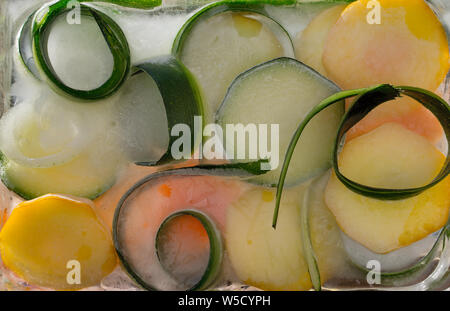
xmin=155 ymin=210 xmax=223 ymax=291
xmin=30 ymin=0 xmax=130 ymax=100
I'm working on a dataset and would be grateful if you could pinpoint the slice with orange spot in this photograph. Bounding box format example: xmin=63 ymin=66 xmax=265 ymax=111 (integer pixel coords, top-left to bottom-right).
xmin=0 ymin=195 xmax=117 ymax=290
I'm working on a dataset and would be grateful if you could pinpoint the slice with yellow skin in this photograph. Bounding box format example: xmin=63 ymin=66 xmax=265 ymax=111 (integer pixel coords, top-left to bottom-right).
xmin=0 ymin=195 xmax=117 ymax=290
xmin=322 ymin=0 xmax=449 ymax=143
xmin=226 ymin=186 xmax=312 ymax=291
xmin=294 ymin=4 xmax=346 ymax=75
xmin=325 ymin=123 xmax=450 ymax=254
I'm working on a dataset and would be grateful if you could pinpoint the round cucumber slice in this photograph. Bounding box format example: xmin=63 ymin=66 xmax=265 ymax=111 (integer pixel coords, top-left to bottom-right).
xmin=30 ymin=0 xmax=130 ymax=100
xmin=216 ymin=57 xmax=344 ymax=187
xmin=172 ymin=2 xmax=294 ymax=121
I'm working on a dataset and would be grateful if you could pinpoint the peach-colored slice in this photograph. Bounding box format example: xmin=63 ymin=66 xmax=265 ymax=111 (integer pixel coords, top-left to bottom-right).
xmin=323 ymin=0 xmax=449 ymax=143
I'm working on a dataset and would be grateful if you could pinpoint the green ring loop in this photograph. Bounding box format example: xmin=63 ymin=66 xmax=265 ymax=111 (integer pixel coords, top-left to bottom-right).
xmin=333 ymin=84 xmax=450 ymax=200
xmin=32 ymin=0 xmax=130 ymax=100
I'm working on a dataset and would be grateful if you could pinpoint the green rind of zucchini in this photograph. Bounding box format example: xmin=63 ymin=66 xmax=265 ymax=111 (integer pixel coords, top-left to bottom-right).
xmin=346 ymin=220 xmax=449 ymax=288
xmin=113 ymin=162 xmax=267 ymax=291
xmin=216 ymin=57 xmax=344 ymax=188
xmin=171 ymin=0 xmax=294 ymax=58
xmin=31 ymin=0 xmax=130 ymax=101
xmin=273 ymin=84 xmax=450 ymax=228
xmin=133 ymin=55 xmax=205 ymax=166
xmin=300 ymin=180 xmax=321 ymax=291
xmin=155 ymin=209 xmax=223 ymax=291
xmin=89 ymin=0 xmax=162 ymax=9
xmin=0 ymin=152 xmax=113 ymax=200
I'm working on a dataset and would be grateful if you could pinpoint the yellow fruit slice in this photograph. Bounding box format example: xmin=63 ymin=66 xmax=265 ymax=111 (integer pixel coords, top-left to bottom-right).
xmin=226 ymin=186 xmax=312 ymax=290
xmin=322 ymin=0 xmax=449 ymax=143
xmin=0 ymin=195 xmax=117 ymax=290
xmin=294 ymin=4 xmax=346 ymax=75
xmin=325 ymin=123 xmax=450 ymax=254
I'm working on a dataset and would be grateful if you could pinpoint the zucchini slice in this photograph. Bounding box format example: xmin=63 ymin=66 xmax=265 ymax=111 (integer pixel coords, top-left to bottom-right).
xmin=0 ymin=96 xmax=90 ymax=168
xmin=274 ymin=84 xmax=450 ymax=228
xmin=29 ymin=0 xmax=130 ymax=100
xmin=303 ymin=172 xmax=449 ymax=290
xmin=216 ymin=57 xmax=344 ymax=187
xmin=113 ymin=164 xmax=263 ymax=291
xmin=0 ymin=90 xmax=126 ymax=200
xmin=172 ymin=2 xmax=294 ymax=121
